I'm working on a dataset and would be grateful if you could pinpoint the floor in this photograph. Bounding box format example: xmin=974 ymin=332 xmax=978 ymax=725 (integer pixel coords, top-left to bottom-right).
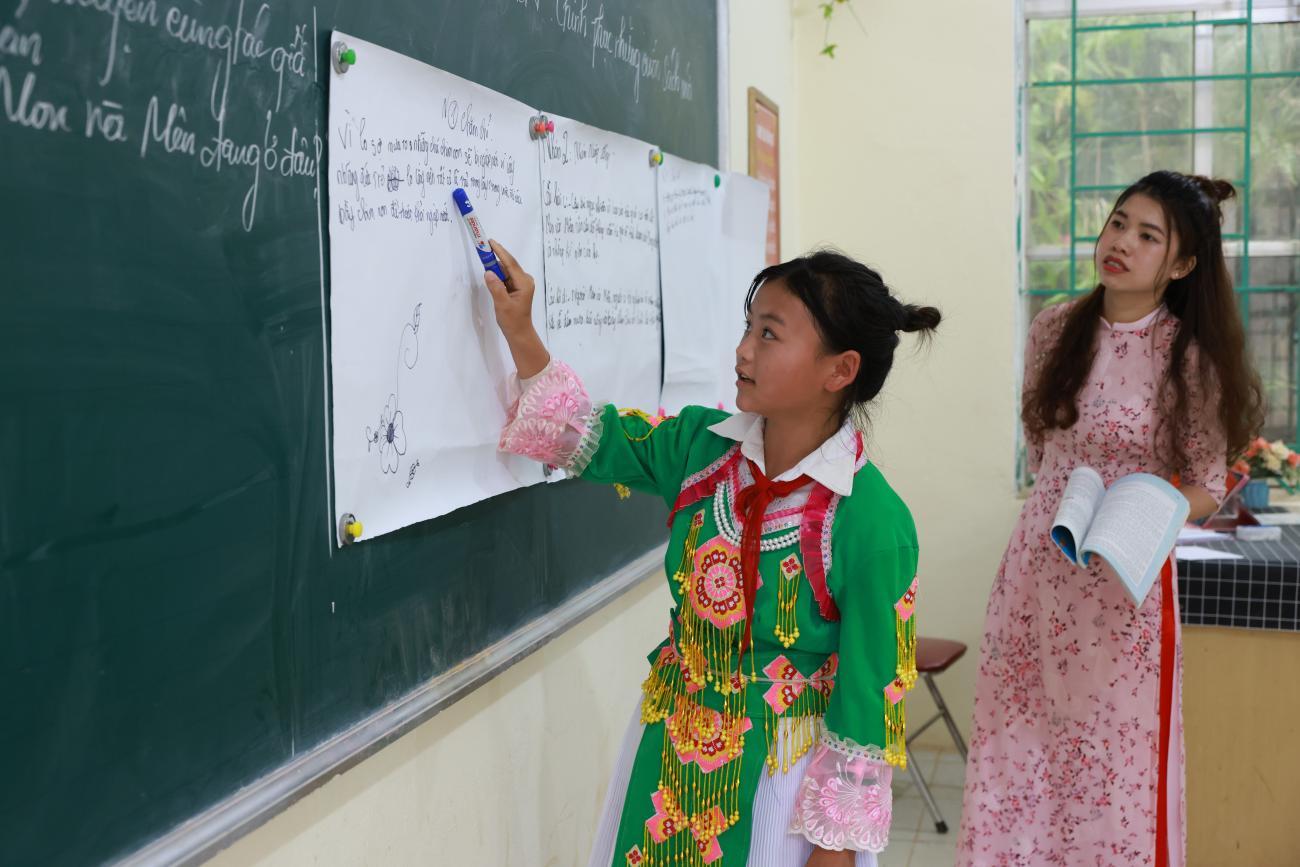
xmin=879 ymin=746 xmax=966 ymax=867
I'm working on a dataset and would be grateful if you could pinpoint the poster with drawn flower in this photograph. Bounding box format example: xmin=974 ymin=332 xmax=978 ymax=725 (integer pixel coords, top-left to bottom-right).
xmin=328 ymin=33 xmax=547 ymax=544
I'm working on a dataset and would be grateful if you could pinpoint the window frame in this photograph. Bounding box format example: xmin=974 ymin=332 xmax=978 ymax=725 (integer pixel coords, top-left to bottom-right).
xmin=1015 ymin=0 xmax=1300 ymax=487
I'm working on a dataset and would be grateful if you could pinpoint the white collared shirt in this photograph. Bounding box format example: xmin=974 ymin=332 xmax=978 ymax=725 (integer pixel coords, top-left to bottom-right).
xmin=707 ymin=412 xmax=859 ymax=496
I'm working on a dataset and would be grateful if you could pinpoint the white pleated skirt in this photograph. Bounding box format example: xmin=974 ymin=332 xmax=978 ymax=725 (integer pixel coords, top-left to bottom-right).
xmin=587 ymin=698 xmax=882 ymax=867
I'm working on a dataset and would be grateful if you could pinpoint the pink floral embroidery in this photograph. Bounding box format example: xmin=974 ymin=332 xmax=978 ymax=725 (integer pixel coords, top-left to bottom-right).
xmin=895 ymin=577 xmax=918 ymax=622
xmin=498 ymin=361 xmax=598 ymax=471
xmin=541 ymin=390 xmax=583 ymax=425
xmin=692 ymin=816 xmax=726 ymax=865
xmin=646 ymin=788 xmax=683 ymax=844
xmin=645 ymin=788 xmax=727 ymax=864
xmin=677 ymin=644 xmax=705 ymax=695
xmin=762 ymin=656 xmax=807 ymax=714
xmin=813 ymin=654 xmax=839 ymax=700
xmin=883 ymin=677 xmax=907 ymax=705
xmin=791 ymin=733 xmax=893 ymax=853
xmin=689 ymin=536 xmax=749 ymax=628
xmin=666 ymin=702 xmax=753 ymax=773
xmin=499 ymin=417 xmax=564 ymax=463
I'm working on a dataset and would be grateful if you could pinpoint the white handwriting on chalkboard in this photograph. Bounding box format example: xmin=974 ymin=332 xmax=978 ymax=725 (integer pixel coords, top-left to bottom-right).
xmin=20 ymin=0 xmax=320 ymax=232
xmin=0 ymin=24 xmax=42 ymax=65
xmin=48 ymin=0 xmax=161 ymax=87
xmin=140 ymin=95 xmax=193 ymax=154
xmin=45 ymin=0 xmax=313 ymax=113
xmin=557 ymin=0 xmax=587 ymax=37
xmin=0 ymin=66 xmax=69 ymax=131
xmin=509 ymin=1 xmax=695 ymax=104
xmin=85 ymin=97 xmax=126 ymax=141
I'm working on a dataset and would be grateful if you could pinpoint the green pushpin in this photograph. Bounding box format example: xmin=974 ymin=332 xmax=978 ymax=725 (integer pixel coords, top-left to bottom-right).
xmin=333 ymin=41 xmax=357 ymax=73
xmin=714 ymin=174 xmax=721 ymax=188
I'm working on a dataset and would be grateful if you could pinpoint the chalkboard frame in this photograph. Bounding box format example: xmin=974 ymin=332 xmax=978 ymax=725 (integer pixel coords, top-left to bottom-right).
xmin=102 ymin=4 xmax=731 ymax=862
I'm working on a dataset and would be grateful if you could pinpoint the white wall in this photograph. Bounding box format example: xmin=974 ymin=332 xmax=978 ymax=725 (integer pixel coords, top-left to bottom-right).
xmin=204 ymin=4 xmax=804 ymax=865
xmin=726 ymin=0 xmax=802 ymax=258
xmin=790 ymin=0 xmax=1022 ymax=744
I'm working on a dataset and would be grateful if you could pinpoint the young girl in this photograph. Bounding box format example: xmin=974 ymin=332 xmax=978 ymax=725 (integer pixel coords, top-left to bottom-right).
xmin=484 ymin=244 xmax=939 ymax=867
xmin=957 ymin=171 xmax=1264 ymax=867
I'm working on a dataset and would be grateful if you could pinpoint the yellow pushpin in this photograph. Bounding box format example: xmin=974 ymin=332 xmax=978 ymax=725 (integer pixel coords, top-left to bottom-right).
xmin=339 ymin=513 xmax=363 ymax=545
xmin=649 ymin=149 xmax=664 ymax=167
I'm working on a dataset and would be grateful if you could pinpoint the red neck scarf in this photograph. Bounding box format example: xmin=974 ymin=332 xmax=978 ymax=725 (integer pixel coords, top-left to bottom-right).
xmin=734 ymin=458 xmax=811 ymax=651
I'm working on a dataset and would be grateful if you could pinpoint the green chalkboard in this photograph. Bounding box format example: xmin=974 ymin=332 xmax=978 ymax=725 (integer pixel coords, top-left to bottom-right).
xmin=0 ymin=1 xmax=717 ymax=863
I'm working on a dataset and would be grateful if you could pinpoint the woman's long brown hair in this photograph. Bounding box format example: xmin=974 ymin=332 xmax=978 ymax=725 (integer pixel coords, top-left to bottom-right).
xmin=1023 ymin=170 xmax=1265 ymax=475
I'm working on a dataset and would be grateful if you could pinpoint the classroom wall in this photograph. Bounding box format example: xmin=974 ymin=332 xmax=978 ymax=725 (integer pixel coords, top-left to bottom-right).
xmin=791 ymin=0 xmax=1022 ymax=745
xmin=204 ymin=4 xmax=803 ymax=865
xmin=726 ymin=0 xmax=802 ymax=260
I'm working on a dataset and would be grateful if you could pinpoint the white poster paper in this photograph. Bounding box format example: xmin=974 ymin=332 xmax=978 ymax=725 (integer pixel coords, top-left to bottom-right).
xmin=541 ymin=116 xmax=662 ymax=411
xmin=658 ymin=155 xmax=726 ymax=414
xmin=327 ymin=32 xmax=547 ymax=543
xmin=718 ymin=172 xmax=773 ymax=412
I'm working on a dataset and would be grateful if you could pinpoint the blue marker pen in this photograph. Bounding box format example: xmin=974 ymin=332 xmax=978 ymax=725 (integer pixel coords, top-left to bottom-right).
xmin=451 ymin=188 xmax=507 ymax=283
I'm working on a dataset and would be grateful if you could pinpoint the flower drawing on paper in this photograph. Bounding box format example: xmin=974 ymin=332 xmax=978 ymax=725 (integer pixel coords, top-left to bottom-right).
xmin=367 ymin=395 xmax=407 ymax=474
xmin=363 ymin=303 xmax=421 ymax=476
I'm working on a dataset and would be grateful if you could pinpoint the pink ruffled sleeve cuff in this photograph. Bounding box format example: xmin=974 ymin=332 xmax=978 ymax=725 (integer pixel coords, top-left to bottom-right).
xmin=498 ymin=360 xmax=603 ymax=474
xmin=789 ymin=730 xmax=894 ymax=853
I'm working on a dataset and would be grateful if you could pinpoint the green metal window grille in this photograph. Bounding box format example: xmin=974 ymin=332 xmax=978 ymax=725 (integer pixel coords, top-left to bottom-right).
xmin=1022 ymin=1 xmax=1300 ymax=450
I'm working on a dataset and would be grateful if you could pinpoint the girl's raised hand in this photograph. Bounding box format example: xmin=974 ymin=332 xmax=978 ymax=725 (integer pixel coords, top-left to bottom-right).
xmin=483 ymin=239 xmax=536 ymax=339
xmin=482 ymin=239 xmax=549 ymax=378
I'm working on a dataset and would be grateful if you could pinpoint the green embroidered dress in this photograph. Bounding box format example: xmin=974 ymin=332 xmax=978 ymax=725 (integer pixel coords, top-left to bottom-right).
xmin=500 ymin=361 xmax=921 ymax=867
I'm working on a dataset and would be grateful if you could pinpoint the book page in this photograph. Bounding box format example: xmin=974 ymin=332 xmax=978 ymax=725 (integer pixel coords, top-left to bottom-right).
xmin=1082 ymin=474 xmax=1190 ymax=606
xmin=1051 ymin=465 xmax=1106 ymax=565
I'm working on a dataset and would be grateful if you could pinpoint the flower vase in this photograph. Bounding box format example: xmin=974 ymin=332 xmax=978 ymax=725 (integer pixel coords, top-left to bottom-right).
xmin=1243 ymin=478 xmax=1271 ymax=511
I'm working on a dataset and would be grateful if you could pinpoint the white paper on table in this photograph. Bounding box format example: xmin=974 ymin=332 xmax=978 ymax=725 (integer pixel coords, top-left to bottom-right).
xmin=658 ymin=154 xmax=726 ymax=414
xmin=1253 ymin=511 xmax=1300 ymax=525
xmin=1177 ymin=526 xmax=1230 ymax=543
xmin=540 ymin=115 xmax=661 ymax=411
xmin=716 ymin=172 xmax=772 ymax=413
xmin=1175 ymin=545 xmax=1246 ymax=561
xmin=327 ymin=32 xmax=547 ymax=543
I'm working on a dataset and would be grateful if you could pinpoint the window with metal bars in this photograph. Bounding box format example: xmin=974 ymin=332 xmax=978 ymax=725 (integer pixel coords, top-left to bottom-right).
xmin=1019 ymin=0 xmax=1300 ymax=482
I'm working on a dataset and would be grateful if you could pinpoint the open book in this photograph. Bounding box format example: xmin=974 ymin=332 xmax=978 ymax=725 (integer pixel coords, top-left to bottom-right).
xmin=1051 ymin=466 xmax=1190 ymax=606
